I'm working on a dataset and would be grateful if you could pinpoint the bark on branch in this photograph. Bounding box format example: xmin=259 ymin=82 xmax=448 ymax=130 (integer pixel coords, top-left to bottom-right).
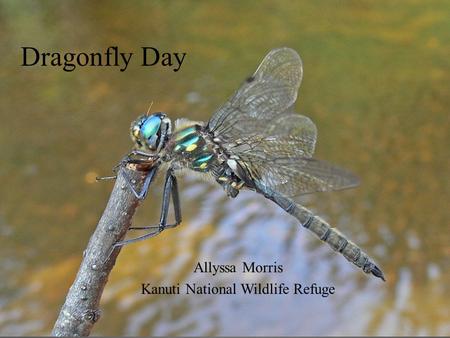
xmin=52 ymin=166 xmax=147 ymax=336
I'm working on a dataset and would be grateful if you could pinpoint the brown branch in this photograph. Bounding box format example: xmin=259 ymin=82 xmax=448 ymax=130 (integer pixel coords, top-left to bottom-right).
xmin=52 ymin=166 xmax=148 ymax=336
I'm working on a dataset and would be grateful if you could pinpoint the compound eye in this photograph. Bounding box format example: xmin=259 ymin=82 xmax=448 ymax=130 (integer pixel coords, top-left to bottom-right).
xmin=141 ymin=115 xmax=162 ymax=140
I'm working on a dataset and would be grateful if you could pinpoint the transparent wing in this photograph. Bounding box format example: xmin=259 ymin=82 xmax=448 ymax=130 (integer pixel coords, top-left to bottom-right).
xmin=207 ymin=47 xmax=303 ymax=142
xmin=207 ymin=47 xmax=358 ymax=196
xmin=236 ymin=154 xmax=360 ymax=197
xmin=224 ymin=113 xmax=317 ymax=159
xmin=222 ymin=112 xmax=357 ymax=196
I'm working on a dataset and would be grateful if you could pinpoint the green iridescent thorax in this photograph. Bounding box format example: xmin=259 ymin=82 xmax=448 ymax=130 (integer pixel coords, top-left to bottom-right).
xmin=169 ymin=125 xmax=215 ymax=172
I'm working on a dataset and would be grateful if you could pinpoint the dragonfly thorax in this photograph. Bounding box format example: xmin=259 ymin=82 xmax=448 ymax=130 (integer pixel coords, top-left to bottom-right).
xmin=130 ymin=112 xmax=172 ymax=153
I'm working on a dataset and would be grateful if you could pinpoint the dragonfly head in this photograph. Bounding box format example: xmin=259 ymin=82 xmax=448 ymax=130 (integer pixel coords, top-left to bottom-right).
xmin=130 ymin=113 xmax=172 ymax=153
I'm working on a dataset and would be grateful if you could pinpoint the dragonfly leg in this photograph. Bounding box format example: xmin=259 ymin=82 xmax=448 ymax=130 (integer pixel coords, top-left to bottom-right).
xmin=129 ymin=149 xmax=154 ymax=158
xmin=96 ymin=175 xmax=117 ymax=181
xmin=112 ymin=169 xmax=182 ymax=249
xmin=117 ymin=150 xmax=155 ymax=169
xmin=120 ymin=165 xmax=158 ymax=200
xmin=96 ymin=150 xmax=155 ymax=181
xmin=96 ymin=158 xmax=153 ymax=181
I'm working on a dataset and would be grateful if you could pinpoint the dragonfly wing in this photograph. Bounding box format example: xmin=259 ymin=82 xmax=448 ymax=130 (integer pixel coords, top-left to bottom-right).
xmin=207 ymin=47 xmax=303 ymax=141
xmin=223 ymin=117 xmax=357 ymax=195
xmin=224 ymin=113 xmax=317 ymax=159
xmin=206 ymin=47 xmax=358 ymax=196
xmin=236 ymin=154 xmax=359 ymax=196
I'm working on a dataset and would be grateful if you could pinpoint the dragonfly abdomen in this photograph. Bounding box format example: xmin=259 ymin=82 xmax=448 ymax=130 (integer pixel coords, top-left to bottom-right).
xmin=300 ymin=214 xmax=385 ymax=280
xmin=255 ymin=182 xmax=385 ymax=281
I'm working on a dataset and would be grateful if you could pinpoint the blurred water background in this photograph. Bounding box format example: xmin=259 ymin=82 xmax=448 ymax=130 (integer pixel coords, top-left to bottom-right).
xmin=0 ymin=0 xmax=448 ymax=335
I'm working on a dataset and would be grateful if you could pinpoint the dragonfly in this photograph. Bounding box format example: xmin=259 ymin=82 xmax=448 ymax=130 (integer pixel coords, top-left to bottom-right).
xmin=99 ymin=47 xmax=385 ymax=281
